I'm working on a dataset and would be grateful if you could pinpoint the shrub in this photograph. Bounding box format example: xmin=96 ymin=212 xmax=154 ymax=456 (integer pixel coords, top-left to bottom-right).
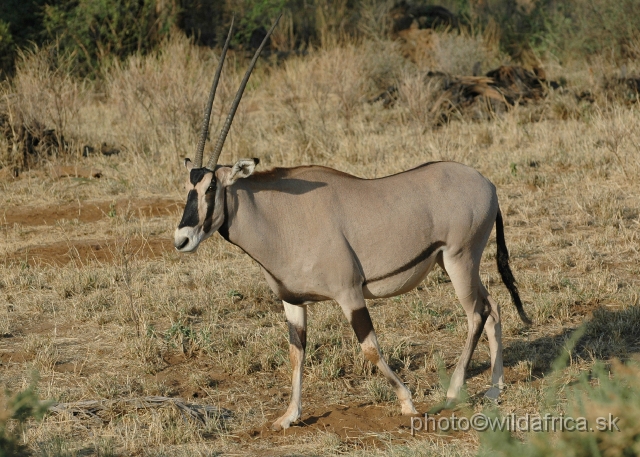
xmin=0 ymin=20 xmax=14 ymax=78
xmin=467 ymin=0 xmax=640 ymax=63
xmin=0 ymin=379 xmax=51 ymax=457
xmin=544 ymin=0 xmax=640 ymax=62
xmin=42 ymin=0 xmax=179 ymax=77
xmin=478 ymin=326 xmax=640 ymax=456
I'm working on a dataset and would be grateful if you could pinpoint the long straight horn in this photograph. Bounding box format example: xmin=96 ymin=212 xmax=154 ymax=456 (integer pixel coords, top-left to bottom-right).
xmin=206 ymin=13 xmax=282 ymax=170
xmin=193 ymin=16 xmax=234 ymax=168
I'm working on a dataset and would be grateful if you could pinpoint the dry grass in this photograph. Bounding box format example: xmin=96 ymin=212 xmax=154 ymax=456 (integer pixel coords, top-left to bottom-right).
xmin=1 ymin=28 xmax=639 ymax=456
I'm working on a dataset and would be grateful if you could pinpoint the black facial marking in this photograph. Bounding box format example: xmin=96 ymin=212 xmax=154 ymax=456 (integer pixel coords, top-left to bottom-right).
xmin=178 ymin=189 xmax=200 ymax=228
xmin=364 ymin=241 xmax=446 ymax=285
xmin=178 ymin=168 xmax=213 ymax=229
xmin=287 ymin=321 xmax=307 ymax=351
xmin=350 ymin=307 xmax=374 ymax=344
xmin=201 ymin=184 xmax=217 ymax=233
xmin=189 ymin=168 xmax=210 ymax=186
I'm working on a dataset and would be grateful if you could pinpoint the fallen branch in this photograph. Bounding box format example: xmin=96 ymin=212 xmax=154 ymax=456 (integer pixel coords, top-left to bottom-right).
xmin=48 ymin=396 xmax=231 ymax=425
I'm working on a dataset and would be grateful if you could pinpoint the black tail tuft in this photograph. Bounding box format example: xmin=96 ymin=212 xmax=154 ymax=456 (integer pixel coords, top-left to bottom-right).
xmin=495 ymin=208 xmax=532 ymax=325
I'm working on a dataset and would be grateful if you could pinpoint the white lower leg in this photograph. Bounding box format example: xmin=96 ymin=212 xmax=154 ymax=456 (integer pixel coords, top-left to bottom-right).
xmin=443 ymin=254 xmax=490 ymax=404
xmin=446 ymin=311 xmax=485 ymax=401
xmin=272 ymin=302 xmax=306 ymax=430
xmin=484 ymin=307 xmax=504 ymax=400
xmin=272 ymin=346 xmax=303 ymax=429
xmin=361 ymin=329 xmax=417 ymax=415
xmin=339 ymin=295 xmax=417 ymax=416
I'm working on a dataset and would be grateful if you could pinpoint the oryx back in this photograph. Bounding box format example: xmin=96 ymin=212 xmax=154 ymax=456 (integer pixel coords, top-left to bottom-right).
xmin=222 ymin=161 xmax=498 ymax=301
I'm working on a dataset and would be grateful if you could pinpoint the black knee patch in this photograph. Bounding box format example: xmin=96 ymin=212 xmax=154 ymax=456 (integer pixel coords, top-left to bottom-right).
xmin=350 ymin=307 xmax=374 ymax=344
xmin=287 ymin=322 xmax=306 ymax=351
xmin=481 ymin=298 xmax=491 ymax=319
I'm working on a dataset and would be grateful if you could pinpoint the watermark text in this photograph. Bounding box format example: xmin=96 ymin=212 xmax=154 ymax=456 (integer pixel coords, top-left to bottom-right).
xmin=410 ymin=413 xmax=620 ymax=435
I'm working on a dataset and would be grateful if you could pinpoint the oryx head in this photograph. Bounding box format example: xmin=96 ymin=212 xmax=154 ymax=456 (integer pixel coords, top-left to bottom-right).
xmin=174 ymin=15 xmax=280 ymax=252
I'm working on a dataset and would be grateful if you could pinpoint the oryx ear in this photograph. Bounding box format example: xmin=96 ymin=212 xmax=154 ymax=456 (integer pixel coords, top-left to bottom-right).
xmin=184 ymin=158 xmax=194 ymax=171
xmin=227 ymin=158 xmax=259 ymax=184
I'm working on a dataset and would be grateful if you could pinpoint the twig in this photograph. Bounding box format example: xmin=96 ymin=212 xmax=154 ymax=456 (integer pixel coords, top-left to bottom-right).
xmin=48 ymin=396 xmax=231 ymax=425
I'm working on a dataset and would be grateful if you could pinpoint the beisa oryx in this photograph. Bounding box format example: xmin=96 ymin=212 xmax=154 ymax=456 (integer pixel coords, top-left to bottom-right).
xmin=174 ymin=15 xmax=532 ymax=431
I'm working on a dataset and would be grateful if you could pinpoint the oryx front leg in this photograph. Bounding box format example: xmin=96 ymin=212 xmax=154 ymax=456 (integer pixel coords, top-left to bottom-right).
xmin=272 ymin=301 xmax=307 ymax=431
xmin=339 ymin=293 xmax=417 ymax=415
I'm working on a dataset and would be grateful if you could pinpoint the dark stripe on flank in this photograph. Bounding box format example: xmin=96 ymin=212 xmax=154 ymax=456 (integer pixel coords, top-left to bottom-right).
xmin=364 ymin=241 xmax=445 ymax=285
xmin=177 ymin=190 xmax=200 ymax=228
xmin=278 ymin=290 xmax=328 ymax=305
xmin=350 ymin=307 xmax=374 ymax=344
xmin=287 ymin=322 xmax=307 ymax=351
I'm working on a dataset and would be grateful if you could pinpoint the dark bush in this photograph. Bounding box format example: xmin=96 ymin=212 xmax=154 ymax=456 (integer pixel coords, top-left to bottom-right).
xmin=42 ymin=0 xmax=179 ymax=77
xmin=1 ymin=0 xmax=639 ymax=79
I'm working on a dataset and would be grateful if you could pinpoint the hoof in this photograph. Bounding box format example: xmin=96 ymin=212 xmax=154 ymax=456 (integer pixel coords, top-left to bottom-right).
xmin=271 ymin=412 xmax=298 ymax=431
xmin=271 ymin=420 xmax=289 ymax=431
xmin=484 ymin=386 xmax=502 ymax=402
xmin=401 ymin=403 xmax=419 ymax=415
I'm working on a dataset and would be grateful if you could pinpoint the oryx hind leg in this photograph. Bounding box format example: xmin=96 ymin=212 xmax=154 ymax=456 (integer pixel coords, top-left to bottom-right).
xmin=482 ymin=286 xmax=504 ymax=400
xmin=272 ymin=301 xmax=307 ymax=431
xmin=337 ymin=291 xmax=418 ymax=415
xmin=442 ymin=251 xmax=490 ymax=404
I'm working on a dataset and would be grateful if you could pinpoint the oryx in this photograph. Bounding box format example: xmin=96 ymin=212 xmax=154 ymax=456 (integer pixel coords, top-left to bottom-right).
xmin=174 ymin=16 xmax=531 ymax=431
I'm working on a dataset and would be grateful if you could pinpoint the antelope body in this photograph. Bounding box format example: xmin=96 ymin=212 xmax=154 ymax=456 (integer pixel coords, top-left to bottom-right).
xmin=173 ymin=15 xmax=530 ymax=431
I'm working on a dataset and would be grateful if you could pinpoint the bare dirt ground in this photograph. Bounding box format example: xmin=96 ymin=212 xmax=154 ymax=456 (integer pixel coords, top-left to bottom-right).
xmin=3 ymin=198 xmax=179 ymax=266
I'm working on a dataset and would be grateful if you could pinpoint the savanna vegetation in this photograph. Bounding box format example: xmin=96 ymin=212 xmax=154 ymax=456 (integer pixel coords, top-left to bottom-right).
xmin=1 ymin=0 xmax=639 ymax=455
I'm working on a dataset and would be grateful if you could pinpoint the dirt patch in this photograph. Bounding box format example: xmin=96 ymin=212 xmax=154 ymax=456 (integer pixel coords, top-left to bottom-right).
xmin=0 ymin=350 xmax=33 ymax=364
xmin=2 ymin=197 xmax=181 ymax=226
xmin=263 ymin=403 xmax=413 ymax=440
xmin=5 ymin=236 xmax=174 ymax=266
xmin=143 ymin=354 xmax=475 ymax=447
xmin=251 ymin=403 xmax=469 ymax=448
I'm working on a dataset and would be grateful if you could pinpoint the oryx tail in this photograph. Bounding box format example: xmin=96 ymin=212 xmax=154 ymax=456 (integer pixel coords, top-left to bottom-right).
xmin=495 ymin=208 xmax=531 ymax=325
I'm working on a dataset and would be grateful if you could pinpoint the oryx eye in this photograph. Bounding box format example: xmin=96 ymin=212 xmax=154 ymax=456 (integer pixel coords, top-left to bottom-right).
xmin=206 ymin=183 xmax=215 ymax=193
